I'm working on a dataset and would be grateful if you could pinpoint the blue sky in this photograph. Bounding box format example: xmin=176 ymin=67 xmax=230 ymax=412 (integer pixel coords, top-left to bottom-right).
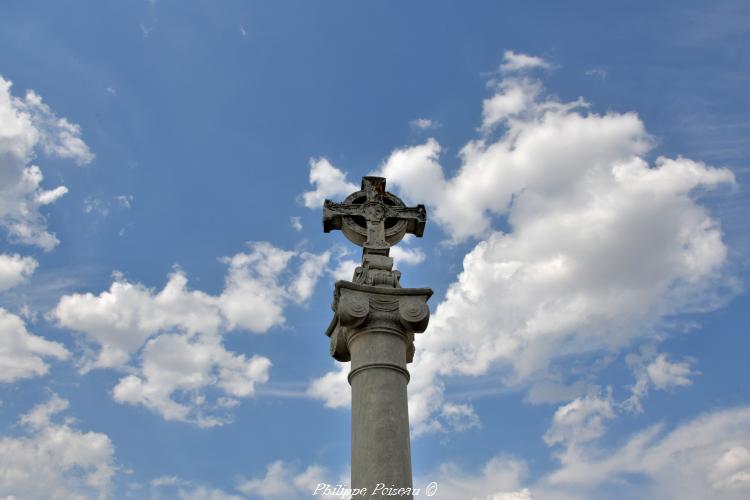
xmin=1 ymin=1 xmax=749 ymax=499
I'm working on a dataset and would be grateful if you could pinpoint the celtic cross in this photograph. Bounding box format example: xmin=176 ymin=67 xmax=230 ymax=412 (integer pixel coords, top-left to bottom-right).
xmin=323 ymin=176 xmax=426 ymax=253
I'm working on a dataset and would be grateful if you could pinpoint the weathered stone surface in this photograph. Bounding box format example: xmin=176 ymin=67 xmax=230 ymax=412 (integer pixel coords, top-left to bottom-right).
xmin=322 ymin=176 xmax=432 ymax=499
xmin=323 ymin=176 xmax=426 ymax=252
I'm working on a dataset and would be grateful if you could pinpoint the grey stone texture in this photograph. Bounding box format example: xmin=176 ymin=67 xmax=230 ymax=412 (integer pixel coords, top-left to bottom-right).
xmin=323 ymin=177 xmax=432 ymax=498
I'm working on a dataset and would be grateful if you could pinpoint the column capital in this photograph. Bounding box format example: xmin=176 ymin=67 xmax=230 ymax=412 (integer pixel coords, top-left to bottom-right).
xmin=325 ymin=281 xmax=433 ymax=364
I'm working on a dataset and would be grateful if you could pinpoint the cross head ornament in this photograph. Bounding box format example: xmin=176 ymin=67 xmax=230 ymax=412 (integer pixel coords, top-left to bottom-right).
xmin=323 ymin=176 xmax=426 ymax=254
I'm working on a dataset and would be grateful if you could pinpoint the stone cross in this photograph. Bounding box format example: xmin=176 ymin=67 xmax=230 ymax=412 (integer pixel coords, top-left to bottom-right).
xmin=322 ymin=176 xmax=432 ymax=499
xmin=323 ymin=176 xmax=426 ymax=253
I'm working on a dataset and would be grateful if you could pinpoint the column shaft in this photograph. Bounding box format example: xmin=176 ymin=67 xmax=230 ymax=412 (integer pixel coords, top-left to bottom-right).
xmin=349 ymin=328 xmax=413 ymax=498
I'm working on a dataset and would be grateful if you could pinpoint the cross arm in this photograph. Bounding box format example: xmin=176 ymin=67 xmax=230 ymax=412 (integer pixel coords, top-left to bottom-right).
xmin=323 ymin=200 xmax=365 ymax=233
xmin=386 ymin=205 xmax=427 ymax=237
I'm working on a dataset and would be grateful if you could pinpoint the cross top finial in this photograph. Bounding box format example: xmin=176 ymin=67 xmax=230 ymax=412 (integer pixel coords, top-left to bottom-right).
xmin=323 ymin=176 xmax=426 ymax=253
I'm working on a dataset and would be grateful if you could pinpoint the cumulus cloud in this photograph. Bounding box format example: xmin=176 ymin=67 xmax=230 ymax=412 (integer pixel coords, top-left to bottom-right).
xmin=112 ymin=333 xmax=271 ymax=427
xmin=0 ymin=307 xmax=69 ymax=382
xmin=288 ymin=251 xmax=332 ymax=303
xmin=52 ymin=242 xmax=329 ymax=425
xmin=149 ymin=476 xmax=245 ymax=500
xmin=181 ymin=403 xmax=750 ymax=500
xmin=236 ymin=460 xmax=338 ymax=499
xmin=149 ymin=475 xmax=245 ymax=500
xmin=499 ymin=50 xmax=552 ymax=73
xmin=218 ymin=243 xmax=297 ymax=332
xmin=544 ymin=406 xmax=750 ymax=500
xmin=306 ymin=362 xmax=350 ymax=409
xmin=440 ymin=402 xmax=481 ymax=432
xmin=377 ymin=138 xmax=445 ymax=215
xmin=0 ymin=75 xmax=93 ymax=250
xmin=301 ymin=157 xmax=358 ymax=209
xmin=423 ymin=407 xmax=750 ymax=500
xmin=410 ymin=118 xmax=441 ymax=130
xmin=624 ymin=348 xmax=697 ymax=412
xmin=230 ymin=455 xmax=529 ymax=500
xmin=178 ymin=486 xmax=244 ymax=500
xmin=328 ymin=258 xmax=359 ymax=282
xmin=389 ymin=245 xmax=426 ymax=266
xmin=0 ymin=253 xmax=37 ymax=292
xmin=0 ymin=395 xmax=116 ymax=499
xmin=413 ymin=406 xmax=750 ymax=500
xmin=417 ymin=456 xmax=531 ymax=500
xmin=54 ymin=243 xmax=326 ymax=370
xmin=325 ymin=248 xmax=360 ymax=283
xmin=647 ymin=353 xmax=695 ymax=389
xmin=543 ymin=390 xmax=615 ymax=448
xmin=54 ymin=269 xmax=223 ymax=370
xmin=308 ymin=53 xmax=736 ymax=434
xmin=481 ymin=78 xmax=543 ymax=130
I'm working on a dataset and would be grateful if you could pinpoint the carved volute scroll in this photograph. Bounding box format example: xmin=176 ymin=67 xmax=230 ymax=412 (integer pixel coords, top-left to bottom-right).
xmin=325 ymin=283 xmax=432 ymax=364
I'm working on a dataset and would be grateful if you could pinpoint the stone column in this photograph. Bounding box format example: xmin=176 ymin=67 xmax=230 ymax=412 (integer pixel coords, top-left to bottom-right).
xmin=326 ymin=256 xmax=431 ymax=499
xmin=321 ymin=176 xmax=432 ymax=498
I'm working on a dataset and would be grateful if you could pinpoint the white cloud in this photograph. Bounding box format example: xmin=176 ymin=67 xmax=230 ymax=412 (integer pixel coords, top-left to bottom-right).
xmin=288 ymin=251 xmax=331 ymax=303
xmin=290 ymin=216 xmax=303 ymax=231
xmin=301 ymin=157 xmax=358 ymax=209
xmin=149 ymin=476 xmax=245 ymax=500
xmin=83 ymin=196 xmax=109 ymax=217
xmin=410 ymin=406 xmax=750 ymax=500
xmin=178 ymin=486 xmax=244 ymax=500
xmin=417 ymin=456 xmax=531 ymax=500
xmin=377 ymin=138 xmax=445 ymax=215
xmin=0 ymin=75 xmax=93 ymax=250
xmin=116 ymin=194 xmax=133 ymax=209
xmin=543 ymin=390 xmax=615 ymax=448
xmin=647 ymin=353 xmax=695 ymax=390
xmin=410 ymin=118 xmax=441 ymax=130
xmin=232 ymin=455 xmax=529 ymax=500
xmin=545 ymin=406 xmax=750 ymax=500
xmin=482 ymin=78 xmax=542 ymax=130
xmin=218 ymin=242 xmax=297 ymax=332
xmin=54 ymin=243 xmax=325 ymax=370
xmin=440 ymin=402 xmax=481 ymax=432
xmin=83 ymin=195 xmax=133 ymax=217
xmin=236 ymin=460 xmax=345 ymax=500
xmin=112 ymin=332 xmax=270 ymax=427
xmin=151 ymin=475 xmax=183 ymax=487
xmin=623 ymin=348 xmax=697 ymax=412
xmin=21 ymin=91 xmax=94 ymax=164
xmin=0 ymin=395 xmax=116 ymax=499
xmin=406 ymin=406 xmax=750 ymax=500
xmin=327 ymin=249 xmax=359 ymax=282
xmin=53 ymin=242 xmax=329 ymax=424
xmin=500 ymin=50 xmax=551 ymax=73
xmin=0 ymin=253 xmax=37 ymax=292
xmin=306 ymin=362 xmax=350 ymax=409
xmin=310 ymin=55 xmax=736 ymax=435
xmin=0 ymin=307 xmax=69 ymax=382
xmin=54 ymin=269 xmax=222 ymax=370
xmin=390 ymin=245 xmax=426 ymax=266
